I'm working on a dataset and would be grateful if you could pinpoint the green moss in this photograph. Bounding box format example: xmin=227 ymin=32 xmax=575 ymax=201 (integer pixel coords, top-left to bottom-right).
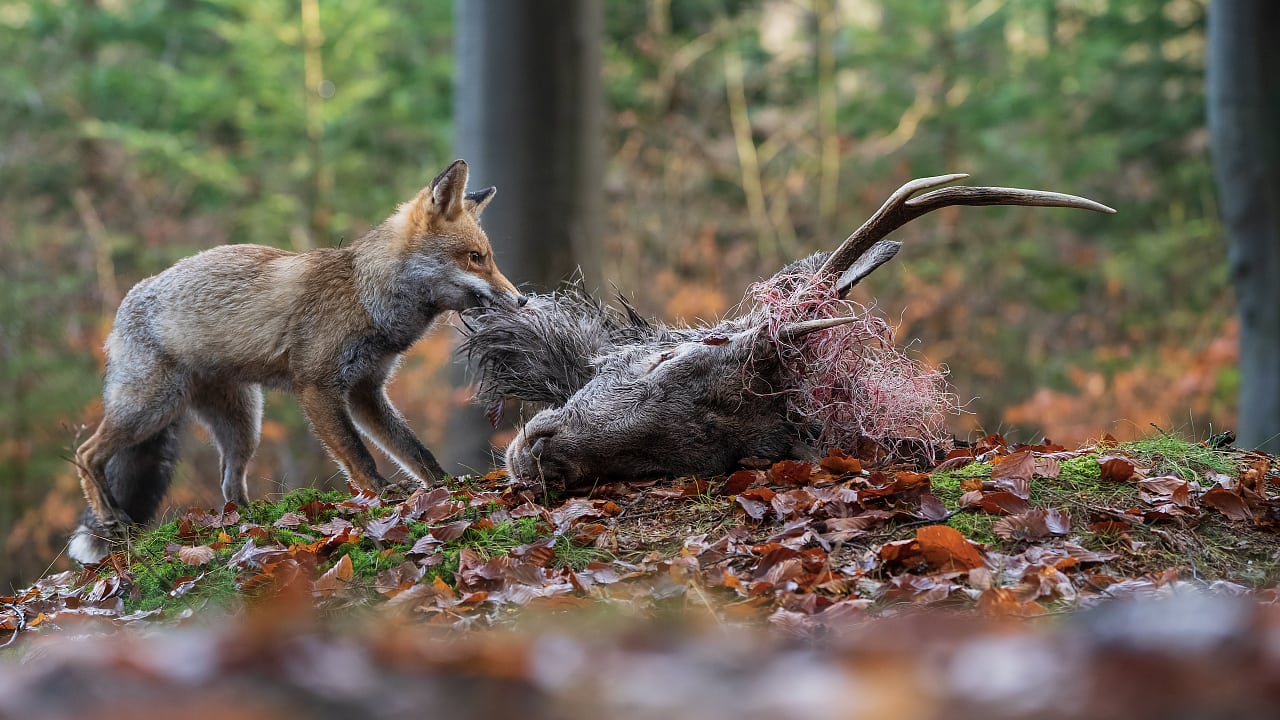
xmin=126 ymin=544 xmax=241 ymax=614
xmin=947 ymin=511 xmax=999 ymax=546
xmin=243 ymin=487 xmax=346 ymax=526
xmin=1118 ymin=435 xmax=1238 ymax=483
xmin=928 ymin=462 xmax=992 ymax=506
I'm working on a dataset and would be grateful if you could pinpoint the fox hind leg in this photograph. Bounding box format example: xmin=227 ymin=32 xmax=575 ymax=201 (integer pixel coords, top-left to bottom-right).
xmin=71 ymin=357 xmax=188 ymax=562
xmin=190 ymin=380 xmax=263 ymax=510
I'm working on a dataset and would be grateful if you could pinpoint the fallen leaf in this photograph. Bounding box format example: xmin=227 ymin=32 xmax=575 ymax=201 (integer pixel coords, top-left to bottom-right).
xmin=990 ymin=450 xmax=1034 ymax=498
xmin=819 ymin=449 xmax=862 ymax=475
xmin=771 ymin=460 xmax=813 ymax=486
xmin=365 ymin=514 xmax=410 ymax=543
xmin=960 ymin=490 xmax=1030 ymax=515
xmin=430 ymin=520 xmax=473 ymax=542
xmin=314 ymin=554 xmax=354 ymax=595
xmin=1099 ymin=456 xmax=1137 ymax=483
xmin=918 ymin=494 xmax=949 ymax=521
xmin=736 ymin=494 xmax=768 ymax=521
xmin=273 ymin=512 xmax=308 ymax=528
xmin=723 ymin=470 xmax=762 ymax=495
xmin=916 ymin=525 xmax=984 ymax=572
xmin=977 ymin=588 xmax=1046 ymax=617
xmin=178 ymin=545 xmax=215 ymax=566
xmin=994 ymin=509 xmax=1070 ymax=541
xmin=1202 ymin=487 xmax=1254 ymax=522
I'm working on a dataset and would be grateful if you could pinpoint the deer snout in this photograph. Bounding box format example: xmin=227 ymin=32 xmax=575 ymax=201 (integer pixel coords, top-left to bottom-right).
xmin=506 ymin=415 xmax=569 ymax=486
xmin=521 ymin=422 xmax=557 ymax=457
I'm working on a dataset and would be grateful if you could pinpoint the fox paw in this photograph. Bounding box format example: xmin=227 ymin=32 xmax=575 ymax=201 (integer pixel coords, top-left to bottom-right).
xmin=380 ymin=478 xmax=424 ymax=497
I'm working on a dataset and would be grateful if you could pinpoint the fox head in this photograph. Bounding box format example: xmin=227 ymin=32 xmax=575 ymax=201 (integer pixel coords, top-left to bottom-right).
xmin=387 ymin=159 xmax=525 ymax=312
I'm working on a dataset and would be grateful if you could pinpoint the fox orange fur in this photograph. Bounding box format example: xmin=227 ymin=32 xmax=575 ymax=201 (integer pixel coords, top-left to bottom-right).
xmin=70 ymin=160 xmax=523 ymax=563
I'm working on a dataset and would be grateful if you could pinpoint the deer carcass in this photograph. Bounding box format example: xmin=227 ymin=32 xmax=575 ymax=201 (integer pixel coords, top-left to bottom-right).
xmin=461 ymin=175 xmax=1113 ymax=489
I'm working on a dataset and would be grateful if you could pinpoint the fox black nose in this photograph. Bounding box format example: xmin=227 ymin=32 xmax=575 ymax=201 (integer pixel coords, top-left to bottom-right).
xmin=517 ymin=294 xmax=529 ymax=307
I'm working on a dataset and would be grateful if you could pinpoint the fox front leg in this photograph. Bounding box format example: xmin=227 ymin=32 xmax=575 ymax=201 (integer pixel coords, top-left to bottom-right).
xmin=295 ymin=384 xmax=389 ymax=492
xmin=348 ymin=378 xmax=446 ymax=485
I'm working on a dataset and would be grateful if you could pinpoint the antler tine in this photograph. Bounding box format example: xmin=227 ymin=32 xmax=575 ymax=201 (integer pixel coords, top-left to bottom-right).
xmin=816 ymin=173 xmax=968 ymax=282
xmin=816 ymin=175 xmax=1116 ymax=293
xmin=777 ymin=315 xmax=861 ymax=341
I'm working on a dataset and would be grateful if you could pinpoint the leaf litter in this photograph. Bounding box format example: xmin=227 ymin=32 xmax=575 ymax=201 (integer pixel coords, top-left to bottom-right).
xmin=4 ymin=435 xmax=1280 ymax=716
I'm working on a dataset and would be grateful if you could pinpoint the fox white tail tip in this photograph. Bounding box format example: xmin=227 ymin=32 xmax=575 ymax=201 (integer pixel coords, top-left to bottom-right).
xmin=68 ymin=524 xmax=110 ymax=565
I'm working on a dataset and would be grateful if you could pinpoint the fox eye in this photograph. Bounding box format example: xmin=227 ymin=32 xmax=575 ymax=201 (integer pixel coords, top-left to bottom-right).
xmin=468 ymin=251 xmax=484 ymax=265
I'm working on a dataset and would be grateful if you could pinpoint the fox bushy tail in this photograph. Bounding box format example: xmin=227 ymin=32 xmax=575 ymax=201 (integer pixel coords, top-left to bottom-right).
xmin=68 ymin=420 xmax=183 ymax=564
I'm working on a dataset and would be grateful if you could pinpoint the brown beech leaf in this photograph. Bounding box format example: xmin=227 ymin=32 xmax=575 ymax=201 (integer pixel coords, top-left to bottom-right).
xmin=916 ymin=525 xmax=984 ymax=572
xmin=990 ymin=450 xmax=1034 ymax=498
xmin=994 ymin=509 xmax=1070 ymax=541
xmin=918 ymin=493 xmax=949 ymax=521
xmin=311 ymin=517 xmax=354 ymax=537
xmin=508 ymin=502 xmax=541 ymax=519
xmin=736 ymin=494 xmax=769 ymax=520
xmin=168 ymin=574 xmax=203 ymax=598
xmin=961 ymin=491 xmax=1030 ymax=515
xmin=723 ymin=470 xmax=763 ymax=495
xmin=771 ymin=460 xmax=813 ymax=486
xmin=177 ymin=545 xmax=215 ymax=566
xmin=407 ymin=535 xmax=441 ymax=556
xmin=365 ymin=514 xmax=410 ymax=543
xmin=1034 ymin=456 xmax=1061 ymax=480
xmin=819 ymin=449 xmax=862 ymax=475
xmin=430 ymin=519 xmax=473 ymax=542
xmin=273 ymin=511 xmax=308 ymax=529
xmin=1138 ymin=475 xmax=1188 ymax=497
xmin=1099 ymin=456 xmax=1137 ymax=483
xmin=400 ymin=487 xmax=452 ymax=521
xmin=513 ymin=537 xmax=557 ymax=567
xmin=679 ymin=478 xmax=711 ymax=497
xmin=1202 ymin=487 xmax=1254 ymax=522
xmin=977 ymin=587 xmax=1046 ymax=617
xmin=314 ymin=554 xmax=354 ymax=595
xmin=342 ymin=483 xmax=383 ymax=509
xmin=1239 ymin=451 xmax=1271 ymax=495
xmin=895 ymin=471 xmax=931 ymax=490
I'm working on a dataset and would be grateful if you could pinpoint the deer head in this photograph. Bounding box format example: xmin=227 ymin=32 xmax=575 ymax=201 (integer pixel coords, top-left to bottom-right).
xmin=461 ymin=175 xmax=1113 ymax=489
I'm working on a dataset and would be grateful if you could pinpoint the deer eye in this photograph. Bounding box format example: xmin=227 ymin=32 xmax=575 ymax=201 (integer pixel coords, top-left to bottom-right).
xmin=468 ymin=251 xmax=484 ymax=264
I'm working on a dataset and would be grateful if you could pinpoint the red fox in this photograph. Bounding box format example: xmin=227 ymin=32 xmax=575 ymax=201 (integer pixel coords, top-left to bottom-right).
xmin=69 ymin=159 xmax=524 ymax=563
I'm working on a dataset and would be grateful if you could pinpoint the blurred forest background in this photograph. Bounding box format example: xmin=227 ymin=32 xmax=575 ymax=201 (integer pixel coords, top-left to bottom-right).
xmin=0 ymin=0 xmax=1228 ymax=587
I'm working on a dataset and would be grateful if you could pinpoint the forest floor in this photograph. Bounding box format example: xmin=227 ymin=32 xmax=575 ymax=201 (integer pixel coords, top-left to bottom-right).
xmin=4 ymin=433 xmax=1280 ymax=719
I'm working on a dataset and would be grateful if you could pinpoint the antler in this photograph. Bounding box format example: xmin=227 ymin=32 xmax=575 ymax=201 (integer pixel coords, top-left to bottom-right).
xmin=819 ymin=174 xmax=1116 ymax=296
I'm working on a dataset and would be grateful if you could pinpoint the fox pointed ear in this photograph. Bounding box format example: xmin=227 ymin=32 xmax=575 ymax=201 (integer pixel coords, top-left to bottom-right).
xmin=464 ymin=187 xmax=497 ymax=218
xmin=429 ymin=159 xmax=468 ymax=220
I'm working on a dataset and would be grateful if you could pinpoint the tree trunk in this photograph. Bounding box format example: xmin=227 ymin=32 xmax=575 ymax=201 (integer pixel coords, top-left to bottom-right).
xmin=1207 ymin=1 xmax=1280 ymax=453
xmin=446 ymin=0 xmax=604 ymax=473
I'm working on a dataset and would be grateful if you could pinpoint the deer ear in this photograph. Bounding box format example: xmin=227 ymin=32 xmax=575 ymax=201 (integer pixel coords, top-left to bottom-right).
xmin=464 ymin=186 xmax=496 ymax=218
xmin=429 ymin=159 xmax=468 ymax=220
